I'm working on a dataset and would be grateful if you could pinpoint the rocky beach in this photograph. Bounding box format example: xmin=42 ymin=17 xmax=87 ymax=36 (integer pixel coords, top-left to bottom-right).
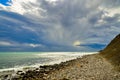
xmin=1 ymin=0 xmax=120 ymax=80
xmin=9 ymin=54 xmax=119 ymax=80
xmin=1 ymin=34 xmax=120 ymax=80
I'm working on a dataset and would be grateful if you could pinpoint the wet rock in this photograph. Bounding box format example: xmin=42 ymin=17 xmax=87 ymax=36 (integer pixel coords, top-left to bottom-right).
xmin=40 ymin=65 xmax=50 ymax=69
xmin=4 ymin=75 xmax=8 ymax=78
xmin=17 ymin=70 xmax=24 ymax=75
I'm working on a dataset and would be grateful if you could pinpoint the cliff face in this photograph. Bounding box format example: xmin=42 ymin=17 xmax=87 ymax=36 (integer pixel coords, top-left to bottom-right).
xmin=100 ymin=34 xmax=120 ymax=66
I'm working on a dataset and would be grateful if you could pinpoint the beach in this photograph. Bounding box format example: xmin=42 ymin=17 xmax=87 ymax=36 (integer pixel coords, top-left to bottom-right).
xmin=0 ymin=52 xmax=95 ymax=80
xmin=0 ymin=0 xmax=120 ymax=79
xmin=5 ymin=53 xmax=118 ymax=80
xmin=1 ymin=52 xmax=119 ymax=80
xmin=3 ymin=34 xmax=120 ymax=80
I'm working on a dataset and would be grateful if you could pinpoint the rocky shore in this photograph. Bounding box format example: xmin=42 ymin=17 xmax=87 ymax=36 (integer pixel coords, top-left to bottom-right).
xmin=0 ymin=53 xmax=120 ymax=80
xmin=1 ymin=34 xmax=120 ymax=80
xmin=6 ymin=53 xmax=118 ymax=80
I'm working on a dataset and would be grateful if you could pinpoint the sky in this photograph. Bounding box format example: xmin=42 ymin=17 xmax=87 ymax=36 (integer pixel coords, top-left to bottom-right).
xmin=0 ymin=0 xmax=11 ymax=5
xmin=0 ymin=0 xmax=120 ymax=52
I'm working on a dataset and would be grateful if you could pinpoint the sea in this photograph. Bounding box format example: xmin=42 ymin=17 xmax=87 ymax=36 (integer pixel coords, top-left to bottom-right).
xmin=0 ymin=52 xmax=97 ymax=72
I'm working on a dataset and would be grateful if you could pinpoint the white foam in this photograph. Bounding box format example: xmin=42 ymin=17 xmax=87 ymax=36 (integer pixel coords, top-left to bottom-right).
xmin=0 ymin=52 xmax=97 ymax=72
xmin=32 ymin=52 xmax=98 ymax=65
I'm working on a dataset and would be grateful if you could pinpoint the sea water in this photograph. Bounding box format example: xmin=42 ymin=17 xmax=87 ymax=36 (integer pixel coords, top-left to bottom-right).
xmin=0 ymin=52 xmax=97 ymax=72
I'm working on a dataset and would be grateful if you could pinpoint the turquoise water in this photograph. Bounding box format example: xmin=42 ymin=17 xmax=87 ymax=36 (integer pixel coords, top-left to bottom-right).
xmin=0 ymin=52 xmax=96 ymax=71
xmin=0 ymin=52 xmax=50 ymax=69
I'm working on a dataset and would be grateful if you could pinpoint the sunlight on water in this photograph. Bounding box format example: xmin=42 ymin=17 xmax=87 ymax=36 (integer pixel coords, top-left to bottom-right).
xmin=0 ymin=52 xmax=97 ymax=71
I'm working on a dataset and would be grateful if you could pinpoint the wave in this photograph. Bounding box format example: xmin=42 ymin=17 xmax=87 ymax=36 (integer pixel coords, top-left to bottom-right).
xmin=0 ymin=52 xmax=97 ymax=73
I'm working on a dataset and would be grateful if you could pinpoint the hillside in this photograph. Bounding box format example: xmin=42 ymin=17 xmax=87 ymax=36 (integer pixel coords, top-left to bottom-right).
xmin=100 ymin=34 xmax=120 ymax=69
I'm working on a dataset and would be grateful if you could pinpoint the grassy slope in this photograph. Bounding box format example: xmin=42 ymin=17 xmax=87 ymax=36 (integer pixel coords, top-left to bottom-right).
xmin=100 ymin=34 xmax=120 ymax=68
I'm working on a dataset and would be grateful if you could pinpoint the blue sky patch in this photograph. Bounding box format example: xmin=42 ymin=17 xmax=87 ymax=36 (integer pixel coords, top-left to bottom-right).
xmin=0 ymin=0 xmax=12 ymax=6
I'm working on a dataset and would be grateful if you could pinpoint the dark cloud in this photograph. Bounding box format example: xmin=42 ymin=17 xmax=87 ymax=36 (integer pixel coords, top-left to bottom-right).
xmin=0 ymin=0 xmax=120 ymax=51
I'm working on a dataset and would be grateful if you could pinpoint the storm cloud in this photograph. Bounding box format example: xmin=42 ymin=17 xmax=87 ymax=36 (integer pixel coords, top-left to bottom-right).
xmin=0 ymin=0 xmax=120 ymax=51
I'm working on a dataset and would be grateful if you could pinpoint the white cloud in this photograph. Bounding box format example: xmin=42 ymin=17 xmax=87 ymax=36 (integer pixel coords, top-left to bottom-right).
xmin=0 ymin=0 xmax=120 ymax=51
xmin=0 ymin=40 xmax=44 ymax=48
xmin=26 ymin=43 xmax=43 ymax=48
xmin=16 ymin=43 xmax=45 ymax=48
xmin=99 ymin=7 xmax=120 ymax=17
xmin=0 ymin=0 xmax=45 ymax=16
xmin=0 ymin=41 xmax=12 ymax=46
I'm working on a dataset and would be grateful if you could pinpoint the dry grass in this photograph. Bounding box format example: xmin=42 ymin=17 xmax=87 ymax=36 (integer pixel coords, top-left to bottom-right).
xmin=100 ymin=34 xmax=120 ymax=71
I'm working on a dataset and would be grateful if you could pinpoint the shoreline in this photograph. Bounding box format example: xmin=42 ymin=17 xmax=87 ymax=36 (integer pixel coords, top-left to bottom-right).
xmin=0 ymin=52 xmax=96 ymax=71
xmin=0 ymin=53 xmax=96 ymax=80
xmin=11 ymin=53 xmax=120 ymax=80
